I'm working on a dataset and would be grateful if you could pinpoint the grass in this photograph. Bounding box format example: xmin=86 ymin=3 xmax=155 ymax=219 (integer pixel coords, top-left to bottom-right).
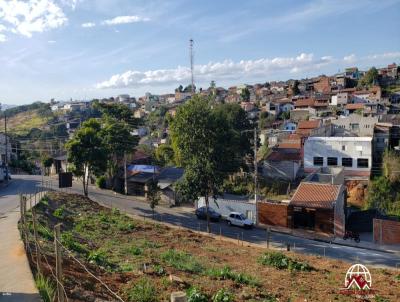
xmin=187 ymin=287 xmax=208 ymax=302
xmin=126 ymin=277 xmax=158 ymax=302
xmin=206 ymin=266 xmax=260 ymax=287
xmin=258 ymin=251 xmax=313 ymax=272
xmin=35 ymin=273 xmax=56 ymax=302
xmin=160 ymin=249 xmax=204 ymax=273
xmin=212 ymin=288 xmax=234 ymax=302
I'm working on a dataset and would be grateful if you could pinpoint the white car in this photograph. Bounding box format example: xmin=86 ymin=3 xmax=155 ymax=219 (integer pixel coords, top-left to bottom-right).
xmin=226 ymin=212 xmax=254 ymax=229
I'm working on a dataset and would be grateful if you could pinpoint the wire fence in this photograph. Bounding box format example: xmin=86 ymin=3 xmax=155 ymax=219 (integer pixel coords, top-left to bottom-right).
xmin=19 ymin=190 xmax=126 ymax=302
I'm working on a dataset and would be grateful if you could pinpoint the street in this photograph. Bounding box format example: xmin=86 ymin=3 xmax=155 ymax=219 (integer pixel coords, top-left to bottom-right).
xmin=3 ymin=174 xmax=400 ymax=269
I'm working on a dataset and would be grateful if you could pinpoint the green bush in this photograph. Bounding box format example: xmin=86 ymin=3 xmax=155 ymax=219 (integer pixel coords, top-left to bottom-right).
xmin=126 ymin=277 xmax=157 ymax=302
xmin=212 ymin=288 xmax=234 ymax=302
xmin=207 ymin=266 xmax=259 ymax=286
xmin=87 ymin=250 xmax=109 ymax=267
xmin=53 ymin=205 xmax=65 ymax=219
xmin=35 ymin=273 xmax=55 ymax=302
xmin=96 ymin=175 xmax=107 ymax=189
xmin=61 ymin=232 xmax=88 ymax=255
xmin=258 ymin=251 xmax=313 ymax=272
xmin=187 ymin=287 xmax=208 ymax=302
xmin=130 ymin=246 xmax=143 ymax=256
xmin=160 ymin=249 xmax=203 ymax=273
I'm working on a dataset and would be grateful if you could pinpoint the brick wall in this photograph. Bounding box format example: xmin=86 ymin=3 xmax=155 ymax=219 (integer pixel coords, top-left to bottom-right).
xmin=258 ymin=202 xmax=290 ymax=227
xmin=315 ymin=209 xmax=334 ymax=234
xmin=373 ymin=219 xmax=400 ymax=245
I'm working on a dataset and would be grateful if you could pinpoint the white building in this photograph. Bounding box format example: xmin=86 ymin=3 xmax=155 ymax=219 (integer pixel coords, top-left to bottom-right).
xmin=0 ymin=133 xmax=14 ymax=164
xmin=330 ymin=92 xmax=349 ymax=106
xmin=304 ymin=136 xmax=372 ymax=178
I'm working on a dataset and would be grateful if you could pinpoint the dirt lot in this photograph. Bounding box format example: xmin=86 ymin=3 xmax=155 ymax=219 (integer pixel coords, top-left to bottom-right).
xmin=22 ymin=192 xmax=400 ymax=302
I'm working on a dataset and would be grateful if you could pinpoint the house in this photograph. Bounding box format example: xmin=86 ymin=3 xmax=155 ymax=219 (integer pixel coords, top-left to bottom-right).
xmin=289 ymin=180 xmax=346 ymax=236
xmin=345 ymin=103 xmax=365 ymax=115
xmin=304 ymin=136 xmax=372 ymax=178
xmin=296 ymin=120 xmax=322 ymax=137
xmin=374 ymin=123 xmax=391 ymax=155
xmin=290 ymin=109 xmax=311 ymax=122
xmin=0 ymin=133 xmax=15 ymax=164
xmin=123 ymin=165 xmax=160 ymax=195
xmin=157 ymin=167 xmax=184 ymax=205
xmin=51 ymin=154 xmax=68 ymax=174
xmin=263 ymin=150 xmax=301 ymax=181
xmin=330 ymin=92 xmax=350 ymax=106
xmin=331 ymin=114 xmax=377 ymax=137
xmin=283 ymin=121 xmax=297 ymax=132
xmin=313 ymin=76 xmax=331 ymax=94
xmin=294 ymin=98 xmax=315 ymax=109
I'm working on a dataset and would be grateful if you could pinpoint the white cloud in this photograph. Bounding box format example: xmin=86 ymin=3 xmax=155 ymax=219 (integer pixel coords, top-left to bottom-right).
xmin=95 ymin=51 xmax=400 ymax=89
xmin=81 ymin=22 xmax=95 ymax=28
xmin=102 ymin=15 xmax=150 ymax=26
xmin=0 ymin=0 xmax=67 ymax=39
xmin=0 ymin=33 xmax=6 ymax=42
xmin=95 ymin=53 xmax=333 ymax=89
xmin=48 ymin=40 xmax=56 ymax=43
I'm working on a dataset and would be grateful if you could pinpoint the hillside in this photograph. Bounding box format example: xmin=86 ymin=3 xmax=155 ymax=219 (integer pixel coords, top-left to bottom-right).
xmin=21 ymin=192 xmax=400 ymax=302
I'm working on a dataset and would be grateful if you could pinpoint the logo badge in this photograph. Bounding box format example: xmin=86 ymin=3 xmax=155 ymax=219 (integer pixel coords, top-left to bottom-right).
xmin=340 ymin=264 xmax=375 ymax=298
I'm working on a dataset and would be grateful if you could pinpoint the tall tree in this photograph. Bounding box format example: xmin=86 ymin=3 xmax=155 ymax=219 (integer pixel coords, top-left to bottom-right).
xmin=358 ymin=67 xmax=379 ymax=87
xmin=170 ymin=96 xmax=246 ymax=232
xmin=147 ymin=179 xmax=161 ymax=218
xmin=66 ymin=119 xmax=107 ymax=196
xmin=240 ymin=87 xmax=250 ymax=102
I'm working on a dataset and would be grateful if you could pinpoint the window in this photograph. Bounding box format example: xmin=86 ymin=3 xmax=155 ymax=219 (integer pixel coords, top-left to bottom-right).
xmin=350 ymin=123 xmax=359 ymax=131
xmin=313 ymin=157 xmax=323 ymax=166
xmin=327 ymin=157 xmax=338 ymax=166
xmin=342 ymin=158 xmax=353 ymax=167
xmin=342 ymin=145 xmax=346 ymax=151
xmin=357 ymin=158 xmax=369 ymax=168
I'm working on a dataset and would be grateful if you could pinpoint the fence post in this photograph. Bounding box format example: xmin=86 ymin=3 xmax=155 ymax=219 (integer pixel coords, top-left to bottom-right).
xmin=267 ymin=227 xmax=270 ymax=249
xmin=171 ymin=292 xmax=187 ymax=302
xmin=32 ymin=207 xmax=41 ymax=274
xmin=54 ymin=224 xmax=65 ymax=302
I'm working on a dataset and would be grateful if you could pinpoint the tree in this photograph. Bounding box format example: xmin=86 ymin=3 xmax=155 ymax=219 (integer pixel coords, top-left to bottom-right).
xmin=155 ymin=144 xmax=175 ymax=166
xmin=291 ymin=80 xmax=300 ymax=95
xmin=41 ymin=156 xmax=53 ymax=176
xmin=358 ymin=67 xmax=379 ymax=87
xmin=383 ymin=150 xmax=400 ymax=183
xmin=365 ymin=176 xmax=392 ymax=213
xmin=147 ymin=179 xmax=161 ymax=218
xmin=240 ymin=87 xmax=250 ymax=102
xmin=66 ymin=119 xmax=107 ymax=196
xmin=170 ymin=96 xmax=246 ymax=232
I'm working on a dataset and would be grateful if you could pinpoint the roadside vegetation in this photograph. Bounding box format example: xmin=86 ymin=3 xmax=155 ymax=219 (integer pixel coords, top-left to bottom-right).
xmin=21 ymin=192 xmax=399 ymax=301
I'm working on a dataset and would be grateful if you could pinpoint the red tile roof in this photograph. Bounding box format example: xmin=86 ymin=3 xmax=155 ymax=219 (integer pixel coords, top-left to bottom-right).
xmin=276 ymin=141 xmax=301 ymax=149
xmin=345 ymin=103 xmax=365 ymax=110
xmin=298 ymin=120 xmax=320 ymax=129
xmin=295 ymin=98 xmax=314 ymax=107
xmin=290 ymin=183 xmax=342 ymax=209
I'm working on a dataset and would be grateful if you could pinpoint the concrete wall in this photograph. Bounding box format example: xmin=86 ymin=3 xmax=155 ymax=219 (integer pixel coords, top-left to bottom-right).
xmin=373 ymin=219 xmax=400 ymax=245
xmin=304 ymin=137 xmax=372 ymax=177
xmin=334 ymin=187 xmax=346 ymax=237
xmin=263 ymin=160 xmax=300 ymax=181
xmin=197 ymin=197 xmax=257 ymax=223
xmin=331 ymin=114 xmax=377 ymax=136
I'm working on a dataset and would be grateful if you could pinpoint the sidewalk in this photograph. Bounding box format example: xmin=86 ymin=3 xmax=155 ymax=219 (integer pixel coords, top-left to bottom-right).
xmin=0 ymin=210 xmax=41 ymax=301
xmin=262 ymin=224 xmax=400 ymax=255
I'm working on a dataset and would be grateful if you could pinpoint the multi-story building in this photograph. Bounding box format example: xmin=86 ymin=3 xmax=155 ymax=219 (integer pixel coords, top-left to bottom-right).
xmin=304 ymin=136 xmax=372 ymax=178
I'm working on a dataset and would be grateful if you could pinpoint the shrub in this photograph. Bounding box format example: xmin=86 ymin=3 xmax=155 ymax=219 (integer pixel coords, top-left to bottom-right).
xmin=212 ymin=288 xmax=234 ymax=302
xmin=35 ymin=273 xmax=55 ymax=302
xmin=126 ymin=277 xmax=157 ymax=302
xmin=53 ymin=205 xmax=65 ymax=219
xmin=96 ymin=175 xmax=107 ymax=189
xmin=130 ymin=246 xmax=143 ymax=256
xmin=207 ymin=266 xmax=259 ymax=286
xmin=258 ymin=251 xmax=313 ymax=272
xmin=87 ymin=250 xmax=109 ymax=267
xmin=160 ymin=249 xmax=203 ymax=273
xmin=153 ymin=264 xmax=166 ymax=276
xmin=61 ymin=232 xmax=88 ymax=255
xmin=187 ymin=287 xmax=208 ymax=302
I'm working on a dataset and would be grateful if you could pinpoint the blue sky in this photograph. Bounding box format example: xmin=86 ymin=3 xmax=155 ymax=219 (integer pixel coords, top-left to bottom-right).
xmin=0 ymin=0 xmax=399 ymax=105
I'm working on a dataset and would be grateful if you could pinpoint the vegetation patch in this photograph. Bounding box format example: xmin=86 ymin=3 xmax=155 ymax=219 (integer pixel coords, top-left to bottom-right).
xmin=160 ymin=249 xmax=204 ymax=273
xmin=258 ymin=251 xmax=314 ymax=272
xmin=207 ymin=266 xmax=260 ymax=287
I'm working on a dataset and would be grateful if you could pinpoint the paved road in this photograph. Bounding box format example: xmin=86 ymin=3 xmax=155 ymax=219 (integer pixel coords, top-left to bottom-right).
xmin=0 ymin=175 xmax=41 ymax=301
xmin=9 ymin=175 xmax=400 ymax=269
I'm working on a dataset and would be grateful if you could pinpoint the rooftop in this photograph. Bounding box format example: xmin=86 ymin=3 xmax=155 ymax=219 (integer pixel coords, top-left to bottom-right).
xmin=290 ymin=182 xmax=342 ymax=209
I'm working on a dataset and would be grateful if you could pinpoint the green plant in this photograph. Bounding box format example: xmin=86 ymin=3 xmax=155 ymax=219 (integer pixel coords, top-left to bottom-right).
xmin=258 ymin=251 xmax=313 ymax=272
xmin=153 ymin=264 xmax=166 ymax=276
xmin=130 ymin=246 xmax=143 ymax=256
xmin=160 ymin=249 xmax=203 ymax=273
xmin=187 ymin=287 xmax=208 ymax=302
xmin=96 ymin=175 xmax=107 ymax=189
xmin=53 ymin=205 xmax=65 ymax=219
xmin=35 ymin=273 xmax=55 ymax=302
xmin=207 ymin=266 xmax=259 ymax=286
xmin=212 ymin=288 xmax=234 ymax=302
xmin=375 ymin=295 xmax=390 ymax=302
xmin=61 ymin=232 xmax=88 ymax=255
xmin=395 ymin=274 xmax=400 ymax=281
xmin=126 ymin=277 xmax=157 ymax=302
xmin=87 ymin=250 xmax=108 ymax=266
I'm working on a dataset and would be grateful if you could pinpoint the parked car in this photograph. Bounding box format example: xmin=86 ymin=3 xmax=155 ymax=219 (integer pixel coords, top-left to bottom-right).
xmin=227 ymin=212 xmax=254 ymax=229
xmin=195 ymin=206 xmax=221 ymax=222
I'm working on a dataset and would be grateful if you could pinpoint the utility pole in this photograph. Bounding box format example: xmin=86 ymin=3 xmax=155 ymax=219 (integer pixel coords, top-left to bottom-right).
xmin=253 ymin=127 xmax=258 ymax=207
xmin=189 ymin=39 xmax=195 ymax=94
xmin=3 ymin=106 xmax=8 ymax=182
xmin=124 ymin=152 xmax=128 ymax=195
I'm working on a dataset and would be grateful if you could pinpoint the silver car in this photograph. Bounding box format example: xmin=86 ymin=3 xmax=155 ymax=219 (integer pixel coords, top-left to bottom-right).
xmin=226 ymin=212 xmax=254 ymax=229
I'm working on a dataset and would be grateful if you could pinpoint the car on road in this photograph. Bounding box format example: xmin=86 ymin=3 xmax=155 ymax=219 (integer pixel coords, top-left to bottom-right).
xmin=226 ymin=212 xmax=254 ymax=229
xmin=195 ymin=206 xmax=221 ymax=222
